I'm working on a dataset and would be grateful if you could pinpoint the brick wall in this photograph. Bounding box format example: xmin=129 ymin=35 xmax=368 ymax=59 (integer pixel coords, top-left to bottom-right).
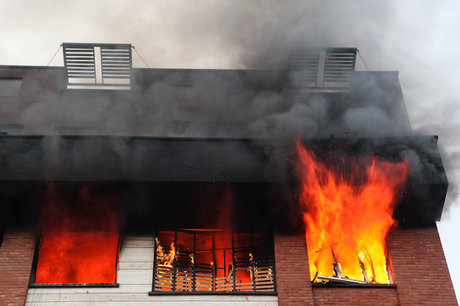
xmin=0 ymin=230 xmax=36 ymax=306
xmin=312 ymin=287 xmax=399 ymax=305
xmin=388 ymin=226 xmax=457 ymax=305
xmin=274 ymin=226 xmax=457 ymax=305
xmin=274 ymin=233 xmax=314 ymax=306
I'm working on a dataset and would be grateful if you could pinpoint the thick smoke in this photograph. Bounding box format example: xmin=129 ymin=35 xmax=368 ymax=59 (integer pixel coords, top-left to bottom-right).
xmin=1 ymin=1 xmax=459 ymax=224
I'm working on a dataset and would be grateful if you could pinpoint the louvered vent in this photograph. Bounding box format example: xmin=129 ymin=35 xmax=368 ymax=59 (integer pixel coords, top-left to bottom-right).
xmin=289 ymin=54 xmax=319 ymax=87
xmin=289 ymin=48 xmax=357 ymax=92
xmin=63 ymin=43 xmax=132 ymax=90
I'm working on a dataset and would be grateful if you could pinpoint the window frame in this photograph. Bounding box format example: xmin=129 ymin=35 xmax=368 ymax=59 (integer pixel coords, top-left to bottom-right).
xmin=149 ymin=229 xmax=277 ymax=295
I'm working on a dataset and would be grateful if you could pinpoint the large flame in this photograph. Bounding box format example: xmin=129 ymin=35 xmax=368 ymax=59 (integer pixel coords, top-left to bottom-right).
xmin=295 ymin=141 xmax=408 ymax=284
xmin=35 ymin=231 xmax=119 ymax=283
xmin=35 ymin=185 xmax=120 ymax=284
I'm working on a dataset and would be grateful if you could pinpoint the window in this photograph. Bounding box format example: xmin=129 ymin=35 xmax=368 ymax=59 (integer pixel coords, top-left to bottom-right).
xmin=0 ymin=78 xmax=22 ymax=97
xmin=30 ymin=185 xmax=121 ymax=287
xmin=30 ymin=231 xmax=120 ymax=286
xmin=151 ymin=230 xmax=276 ymax=294
xmin=295 ymin=141 xmax=404 ymax=286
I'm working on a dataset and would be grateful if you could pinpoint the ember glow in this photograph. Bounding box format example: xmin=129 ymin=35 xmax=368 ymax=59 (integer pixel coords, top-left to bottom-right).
xmin=35 ymin=186 xmax=120 ymax=284
xmin=295 ymin=141 xmax=408 ymax=284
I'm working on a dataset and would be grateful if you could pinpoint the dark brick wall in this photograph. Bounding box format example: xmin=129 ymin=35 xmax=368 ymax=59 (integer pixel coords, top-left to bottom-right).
xmin=0 ymin=230 xmax=35 ymax=306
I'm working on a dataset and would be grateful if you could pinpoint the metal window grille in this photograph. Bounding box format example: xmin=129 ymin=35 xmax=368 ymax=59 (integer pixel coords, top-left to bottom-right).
xmin=63 ymin=43 xmax=132 ymax=90
xmin=289 ymin=48 xmax=357 ymax=92
xmin=151 ymin=230 xmax=276 ymax=294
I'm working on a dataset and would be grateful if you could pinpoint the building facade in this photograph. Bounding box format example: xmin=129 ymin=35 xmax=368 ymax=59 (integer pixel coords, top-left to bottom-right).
xmin=0 ymin=44 xmax=456 ymax=305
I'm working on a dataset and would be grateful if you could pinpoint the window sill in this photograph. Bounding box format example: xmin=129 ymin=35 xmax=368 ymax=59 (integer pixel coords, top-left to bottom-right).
xmin=148 ymin=291 xmax=277 ymax=296
xmin=29 ymin=283 xmax=119 ymax=288
xmin=312 ymin=282 xmax=396 ymax=288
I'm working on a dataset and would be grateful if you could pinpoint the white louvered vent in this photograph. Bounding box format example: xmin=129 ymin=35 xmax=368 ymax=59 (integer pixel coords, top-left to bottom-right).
xmin=63 ymin=43 xmax=132 ymax=90
xmin=289 ymin=48 xmax=357 ymax=92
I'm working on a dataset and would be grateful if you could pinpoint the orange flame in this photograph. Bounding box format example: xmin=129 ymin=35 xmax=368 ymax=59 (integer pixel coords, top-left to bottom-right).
xmin=35 ymin=185 xmax=120 ymax=284
xmin=155 ymin=238 xmax=176 ymax=267
xmin=295 ymin=141 xmax=408 ymax=284
xmin=35 ymin=231 xmax=119 ymax=284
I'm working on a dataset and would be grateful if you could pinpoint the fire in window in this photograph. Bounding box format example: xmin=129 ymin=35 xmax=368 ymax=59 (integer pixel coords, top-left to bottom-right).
xmin=295 ymin=141 xmax=408 ymax=285
xmin=151 ymin=230 xmax=275 ymax=294
xmin=31 ymin=185 xmax=120 ymax=286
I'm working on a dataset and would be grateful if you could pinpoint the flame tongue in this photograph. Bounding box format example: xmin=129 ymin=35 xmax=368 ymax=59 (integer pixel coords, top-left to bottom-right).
xmin=295 ymin=141 xmax=408 ymax=284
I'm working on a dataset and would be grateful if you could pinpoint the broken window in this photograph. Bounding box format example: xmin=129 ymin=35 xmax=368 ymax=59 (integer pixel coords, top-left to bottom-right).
xmin=151 ymin=230 xmax=276 ymax=294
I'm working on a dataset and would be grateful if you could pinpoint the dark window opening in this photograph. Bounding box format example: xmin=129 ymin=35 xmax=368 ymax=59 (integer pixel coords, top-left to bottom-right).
xmin=0 ymin=78 xmax=22 ymax=97
xmin=150 ymin=230 xmax=276 ymax=294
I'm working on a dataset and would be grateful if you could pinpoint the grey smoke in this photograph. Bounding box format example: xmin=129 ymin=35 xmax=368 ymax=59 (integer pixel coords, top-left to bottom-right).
xmin=0 ymin=1 xmax=458 ymax=215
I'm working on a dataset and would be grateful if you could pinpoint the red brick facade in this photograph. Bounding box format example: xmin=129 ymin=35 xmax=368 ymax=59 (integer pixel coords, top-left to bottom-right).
xmin=274 ymin=233 xmax=314 ymax=305
xmin=0 ymin=227 xmax=456 ymax=305
xmin=0 ymin=230 xmax=36 ymax=306
xmin=274 ymin=226 xmax=457 ymax=305
xmin=312 ymin=287 xmax=399 ymax=305
xmin=388 ymin=226 xmax=457 ymax=305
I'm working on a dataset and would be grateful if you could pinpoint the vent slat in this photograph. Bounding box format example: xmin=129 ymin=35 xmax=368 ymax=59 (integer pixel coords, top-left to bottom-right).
xmin=289 ymin=48 xmax=356 ymax=91
xmin=66 ymin=61 xmax=95 ymax=65
xmin=63 ymin=42 xmax=131 ymax=90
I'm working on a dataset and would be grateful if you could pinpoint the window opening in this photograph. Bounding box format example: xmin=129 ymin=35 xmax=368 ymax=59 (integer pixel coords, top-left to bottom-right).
xmin=31 ymin=232 xmax=120 ymax=286
xmin=30 ymin=185 xmax=121 ymax=287
xmin=0 ymin=78 xmax=22 ymax=97
xmin=294 ymin=141 xmax=406 ymax=286
xmin=151 ymin=230 xmax=275 ymax=294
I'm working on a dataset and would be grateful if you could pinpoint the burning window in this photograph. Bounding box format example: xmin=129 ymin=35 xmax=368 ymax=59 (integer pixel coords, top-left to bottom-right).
xmin=30 ymin=185 xmax=121 ymax=286
xmin=32 ymin=232 xmax=120 ymax=285
xmin=151 ymin=230 xmax=275 ymax=294
xmin=295 ymin=141 xmax=408 ymax=285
